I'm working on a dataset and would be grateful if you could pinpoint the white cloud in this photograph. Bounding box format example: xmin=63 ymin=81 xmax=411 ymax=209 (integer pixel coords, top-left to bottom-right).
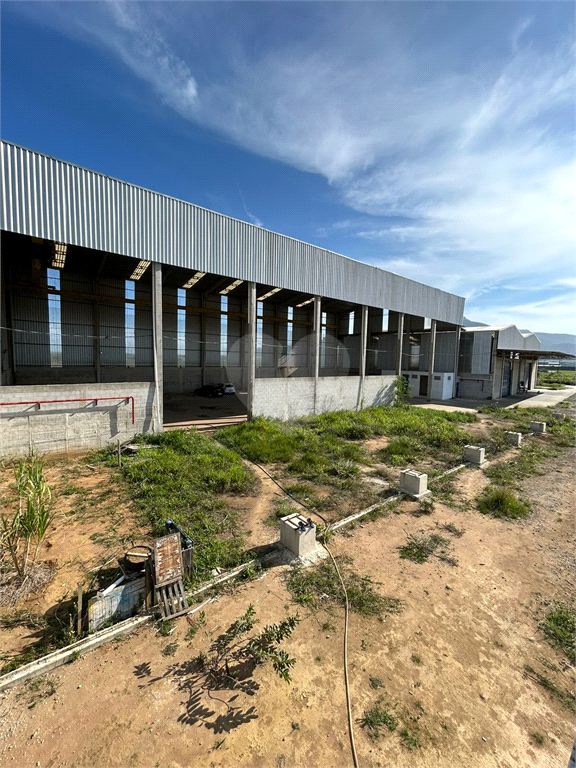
xmin=466 ymin=292 xmax=576 ymax=335
xmin=23 ymin=2 xmax=575 ymax=330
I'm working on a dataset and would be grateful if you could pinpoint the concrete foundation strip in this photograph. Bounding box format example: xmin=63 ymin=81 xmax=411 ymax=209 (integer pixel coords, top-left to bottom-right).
xmin=0 ymin=559 xmax=261 ymax=693
xmin=0 ymin=461 xmax=475 ymax=692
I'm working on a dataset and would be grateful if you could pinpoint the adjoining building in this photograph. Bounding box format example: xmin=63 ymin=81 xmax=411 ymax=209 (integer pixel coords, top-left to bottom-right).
xmin=0 ymin=141 xmax=464 ymax=457
xmin=457 ymin=324 xmax=572 ymax=400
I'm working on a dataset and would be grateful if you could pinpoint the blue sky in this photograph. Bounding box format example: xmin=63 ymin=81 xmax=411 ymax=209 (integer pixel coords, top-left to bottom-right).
xmin=2 ymin=1 xmax=574 ymax=334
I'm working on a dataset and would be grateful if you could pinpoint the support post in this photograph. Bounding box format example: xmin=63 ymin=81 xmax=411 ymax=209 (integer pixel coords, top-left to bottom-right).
xmin=312 ymin=296 xmax=321 ymax=413
xmin=453 ymin=325 xmax=461 ymax=397
xmin=246 ymin=282 xmax=257 ymax=419
xmin=358 ymin=304 xmax=369 ymax=408
xmin=395 ymin=312 xmax=405 ymax=376
xmin=426 ymin=319 xmax=437 ymax=402
xmin=152 ymin=262 xmax=163 ymax=433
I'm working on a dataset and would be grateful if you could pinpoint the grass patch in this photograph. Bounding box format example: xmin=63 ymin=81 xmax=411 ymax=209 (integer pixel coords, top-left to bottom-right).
xmin=378 ymin=436 xmax=422 ymax=466
xmin=484 ymin=443 xmax=553 ymax=486
xmin=361 ymin=701 xmax=397 ymax=738
xmin=369 ymin=676 xmax=385 ymax=689
xmin=539 ymin=603 xmax=575 ymax=659
xmin=399 ymin=533 xmax=450 ymax=564
xmin=286 ymin=556 xmax=401 ymax=619
xmin=162 ymin=642 xmax=179 ymax=657
xmin=400 ymin=727 xmax=420 ymax=750
xmin=220 ymin=407 xmax=477 ymax=483
xmin=537 ymin=370 xmax=575 ymax=388
xmin=95 ymin=429 xmax=256 ymax=584
xmin=440 ymin=522 xmax=465 ymax=538
xmin=411 ymin=654 xmax=422 ymax=665
xmin=524 ymin=664 xmax=575 ymax=711
xmin=479 ymin=406 xmax=574 ymax=447
xmin=265 ymin=498 xmax=298 ymax=528
xmin=477 ymin=486 xmax=530 ymax=519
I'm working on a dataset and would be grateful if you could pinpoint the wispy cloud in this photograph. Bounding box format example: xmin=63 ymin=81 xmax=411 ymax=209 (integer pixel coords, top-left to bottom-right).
xmin=21 ymin=1 xmax=575 ymax=330
xmin=236 ymin=183 xmax=263 ymax=228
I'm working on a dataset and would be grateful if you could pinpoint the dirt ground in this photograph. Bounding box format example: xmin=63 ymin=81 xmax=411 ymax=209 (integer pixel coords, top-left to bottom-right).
xmin=1 ymin=444 xmax=574 ymax=768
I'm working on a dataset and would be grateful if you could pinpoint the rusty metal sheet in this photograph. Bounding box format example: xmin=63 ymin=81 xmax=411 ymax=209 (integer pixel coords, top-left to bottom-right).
xmin=154 ymin=533 xmax=183 ymax=587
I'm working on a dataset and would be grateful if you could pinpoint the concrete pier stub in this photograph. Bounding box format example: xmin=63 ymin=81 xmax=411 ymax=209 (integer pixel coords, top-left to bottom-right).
xmin=400 ymin=470 xmax=430 ymax=499
xmin=506 ymin=431 xmax=523 ymax=447
xmin=464 ymin=445 xmax=487 ymax=466
xmin=529 ymin=421 xmax=546 ymax=434
xmin=280 ymin=513 xmax=317 ymax=557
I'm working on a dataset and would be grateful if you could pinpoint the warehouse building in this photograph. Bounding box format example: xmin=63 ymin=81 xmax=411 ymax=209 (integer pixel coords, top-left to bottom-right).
xmin=0 ymin=140 xmax=464 ymax=456
xmin=457 ymin=324 xmax=571 ymax=400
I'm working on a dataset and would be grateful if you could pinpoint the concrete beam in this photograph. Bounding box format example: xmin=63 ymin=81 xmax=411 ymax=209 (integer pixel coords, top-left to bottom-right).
xmin=426 ymin=319 xmax=437 ymax=402
xmin=152 ymin=262 xmax=163 ymax=432
xmin=246 ymin=281 xmax=257 ymax=419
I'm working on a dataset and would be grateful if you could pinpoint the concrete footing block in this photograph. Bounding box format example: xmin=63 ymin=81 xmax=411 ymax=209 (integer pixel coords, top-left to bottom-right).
xmin=506 ymin=431 xmax=523 ymax=447
xmin=529 ymin=421 xmax=546 ymax=434
xmin=552 ymin=412 xmax=566 ymax=421
xmin=280 ymin=513 xmax=317 ymax=557
xmin=463 ymin=445 xmax=487 ymax=466
xmin=400 ymin=470 xmax=430 ymax=499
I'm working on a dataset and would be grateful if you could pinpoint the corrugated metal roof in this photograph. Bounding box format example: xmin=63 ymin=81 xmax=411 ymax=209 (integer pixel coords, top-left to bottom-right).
xmin=1 ymin=140 xmax=465 ymax=324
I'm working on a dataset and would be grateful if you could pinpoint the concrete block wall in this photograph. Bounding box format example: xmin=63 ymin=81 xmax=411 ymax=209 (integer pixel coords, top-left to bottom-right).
xmin=252 ymin=375 xmax=396 ymax=420
xmin=0 ymin=382 xmax=156 ymax=458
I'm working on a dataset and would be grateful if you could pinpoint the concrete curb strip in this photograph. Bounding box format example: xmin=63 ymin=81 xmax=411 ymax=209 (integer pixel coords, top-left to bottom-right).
xmin=0 ymin=558 xmax=261 ymax=693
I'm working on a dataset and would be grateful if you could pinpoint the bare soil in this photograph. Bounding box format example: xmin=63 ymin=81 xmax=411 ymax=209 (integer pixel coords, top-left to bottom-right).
xmin=1 ymin=447 xmax=574 ymax=768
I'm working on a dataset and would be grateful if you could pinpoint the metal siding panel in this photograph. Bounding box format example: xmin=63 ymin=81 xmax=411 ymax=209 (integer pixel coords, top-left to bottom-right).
xmin=1 ymin=140 xmax=465 ymax=324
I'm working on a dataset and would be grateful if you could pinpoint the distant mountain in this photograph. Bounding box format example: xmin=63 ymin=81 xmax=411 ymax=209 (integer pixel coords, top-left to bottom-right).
xmin=530 ymin=333 xmax=576 ymax=356
xmin=463 ymin=318 xmax=576 ymax=356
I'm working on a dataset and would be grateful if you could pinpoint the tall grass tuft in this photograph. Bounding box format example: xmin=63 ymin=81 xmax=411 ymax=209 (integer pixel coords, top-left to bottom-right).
xmin=477 ymin=485 xmax=530 ymax=519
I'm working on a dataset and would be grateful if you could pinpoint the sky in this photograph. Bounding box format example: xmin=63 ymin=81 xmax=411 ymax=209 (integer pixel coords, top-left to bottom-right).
xmin=1 ymin=1 xmax=575 ymax=334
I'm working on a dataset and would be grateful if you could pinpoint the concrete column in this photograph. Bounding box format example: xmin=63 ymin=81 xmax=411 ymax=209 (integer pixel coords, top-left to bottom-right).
xmin=246 ymin=282 xmax=257 ymax=420
xmin=453 ymin=325 xmax=461 ymax=397
xmin=312 ymin=296 xmax=321 ymax=413
xmin=426 ymin=319 xmax=437 ymax=402
xmin=395 ymin=312 xmax=405 ymax=376
xmin=152 ymin=262 xmax=163 ymax=433
xmin=358 ymin=304 xmax=369 ymax=408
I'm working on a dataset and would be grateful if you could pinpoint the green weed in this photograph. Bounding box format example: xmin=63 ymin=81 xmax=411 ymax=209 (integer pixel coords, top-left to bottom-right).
xmin=399 ymin=533 xmax=450 ymax=563
xmin=361 ymin=701 xmax=397 ymax=738
xmin=524 ymin=664 xmax=575 ymax=711
xmin=286 ymin=556 xmax=401 ymax=619
xmin=539 ymin=603 xmax=575 ymax=659
xmin=400 ymin=727 xmax=420 ymax=750
xmin=477 ymin=486 xmax=530 ymax=519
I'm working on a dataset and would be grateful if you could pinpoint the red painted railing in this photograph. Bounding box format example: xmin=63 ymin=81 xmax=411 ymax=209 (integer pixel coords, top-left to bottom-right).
xmin=0 ymin=396 xmax=135 ymax=424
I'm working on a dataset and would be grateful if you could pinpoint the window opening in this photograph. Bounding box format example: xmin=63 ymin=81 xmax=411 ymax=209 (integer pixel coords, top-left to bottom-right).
xmin=47 ymin=268 xmax=62 ymax=367
xmin=125 ymin=280 xmax=135 ymax=367
xmin=286 ymin=306 xmax=293 ymax=357
xmin=220 ymin=295 xmax=228 ymax=368
xmin=382 ymin=310 xmax=389 ymax=332
xmin=177 ymin=288 xmax=186 ymax=368
xmin=256 ymin=300 xmax=263 ymax=368
xmin=348 ymin=311 xmax=355 ymax=335
xmin=320 ymin=311 xmax=327 ymax=369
